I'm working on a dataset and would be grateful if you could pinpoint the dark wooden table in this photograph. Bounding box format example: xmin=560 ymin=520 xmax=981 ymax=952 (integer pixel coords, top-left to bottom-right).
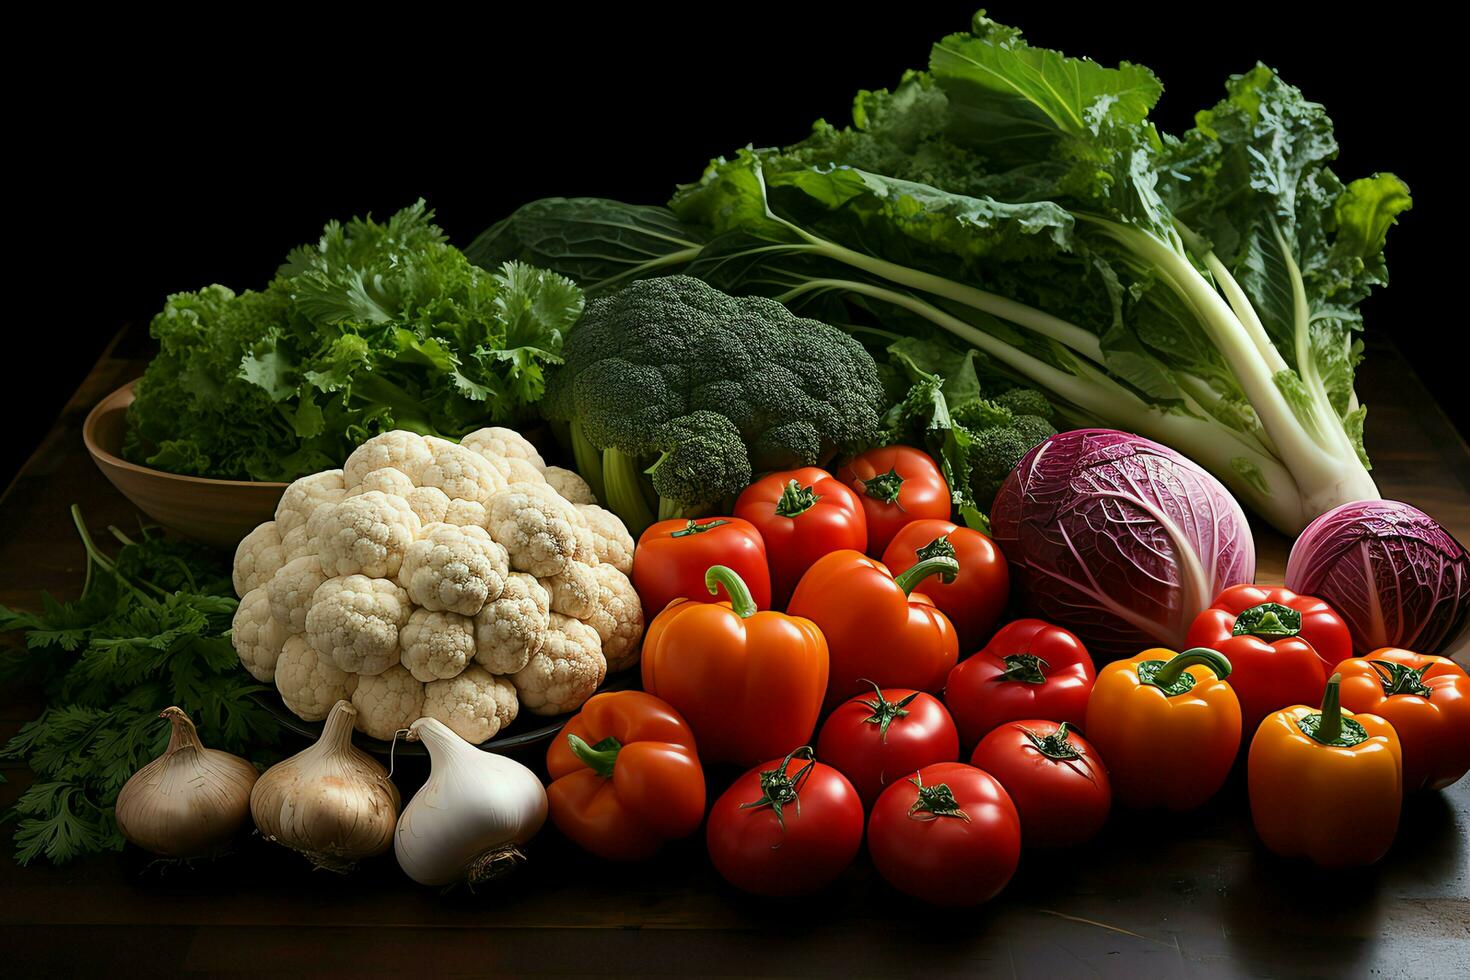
xmin=3 ymin=326 xmax=1469 ymax=978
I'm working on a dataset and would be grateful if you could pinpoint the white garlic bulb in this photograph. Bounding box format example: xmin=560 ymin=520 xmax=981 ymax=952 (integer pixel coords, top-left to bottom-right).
xmin=114 ymin=706 xmax=257 ymax=858
xmin=250 ymin=699 xmax=400 ymax=870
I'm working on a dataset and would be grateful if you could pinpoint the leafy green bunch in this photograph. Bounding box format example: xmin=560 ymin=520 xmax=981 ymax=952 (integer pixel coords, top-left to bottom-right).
xmin=127 ymin=201 xmax=584 ymax=482
xmin=0 ymin=510 xmax=276 ymax=864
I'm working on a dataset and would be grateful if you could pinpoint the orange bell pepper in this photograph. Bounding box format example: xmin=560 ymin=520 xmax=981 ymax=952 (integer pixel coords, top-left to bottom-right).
xmin=1249 ymin=673 xmax=1401 ymax=868
xmin=1084 ymin=647 xmax=1241 ymax=811
xmin=787 ymin=549 xmax=960 ymax=709
xmin=546 ymin=691 xmax=706 ymax=861
xmin=1336 ymin=649 xmax=1470 ymax=792
xmin=642 ymin=565 xmax=829 ymax=767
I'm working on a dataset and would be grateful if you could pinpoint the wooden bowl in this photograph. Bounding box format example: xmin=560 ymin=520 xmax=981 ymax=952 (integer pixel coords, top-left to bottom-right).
xmin=83 ymin=381 xmax=287 ymax=550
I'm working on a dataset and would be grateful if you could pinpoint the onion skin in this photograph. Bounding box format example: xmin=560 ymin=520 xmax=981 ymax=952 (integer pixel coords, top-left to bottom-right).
xmin=114 ymin=707 xmax=258 ymax=858
xmin=250 ymin=700 xmax=400 ymax=871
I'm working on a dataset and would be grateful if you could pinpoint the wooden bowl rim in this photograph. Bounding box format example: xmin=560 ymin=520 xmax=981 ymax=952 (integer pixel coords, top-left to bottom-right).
xmin=83 ymin=380 xmax=290 ymax=491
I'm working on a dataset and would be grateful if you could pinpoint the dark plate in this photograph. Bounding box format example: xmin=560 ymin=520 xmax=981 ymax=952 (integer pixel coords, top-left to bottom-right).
xmin=255 ymin=669 xmax=639 ymax=755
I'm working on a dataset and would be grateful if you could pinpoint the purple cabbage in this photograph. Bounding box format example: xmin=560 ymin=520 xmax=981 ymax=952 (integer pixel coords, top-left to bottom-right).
xmin=991 ymin=429 xmax=1256 ymax=662
xmin=1285 ymin=500 xmax=1470 ymax=657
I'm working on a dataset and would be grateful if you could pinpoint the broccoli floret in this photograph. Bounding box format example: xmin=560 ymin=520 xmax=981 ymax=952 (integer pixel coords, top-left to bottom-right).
xmin=544 ymin=276 xmax=885 ymax=533
xmin=968 ymin=414 xmax=1057 ymax=508
xmin=995 ymin=387 xmax=1054 ymax=422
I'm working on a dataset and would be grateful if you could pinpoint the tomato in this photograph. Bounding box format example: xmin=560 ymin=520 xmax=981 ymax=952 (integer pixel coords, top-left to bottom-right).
xmin=816 ymin=685 xmax=960 ymax=808
xmin=706 ymin=747 xmax=864 ymax=897
xmin=968 ymin=720 xmax=1111 ymax=848
xmin=883 ymin=519 xmax=1010 ymax=652
xmin=734 ymin=468 xmax=866 ymax=607
xmin=836 ymin=446 xmax=951 ymax=557
xmin=867 ymin=762 xmax=1021 ymax=906
xmin=633 ymin=517 xmax=771 ymax=617
xmin=944 ymin=619 xmax=1095 ymax=752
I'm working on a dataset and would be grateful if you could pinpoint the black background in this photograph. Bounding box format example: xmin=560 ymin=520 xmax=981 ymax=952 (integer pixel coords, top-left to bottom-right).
xmin=9 ymin=5 xmax=1455 ymax=490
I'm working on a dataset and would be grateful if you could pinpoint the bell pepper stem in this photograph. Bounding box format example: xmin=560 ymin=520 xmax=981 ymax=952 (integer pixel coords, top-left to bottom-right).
xmin=1150 ymin=647 xmax=1233 ymax=687
xmin=893 ymin=555 xmax=961 ymax=596
xmin=774 ymin=480 xmax=821 ymax=518
xmin=705 ymin=565 xmax=758 ymax=618
xmin=1231 ymin=602 xmax=1302 ymax=640
xmin=1317 ymin=673 xmax=1344 ymax=744
xmin=567 ymin=733 xmax=621 ymax=779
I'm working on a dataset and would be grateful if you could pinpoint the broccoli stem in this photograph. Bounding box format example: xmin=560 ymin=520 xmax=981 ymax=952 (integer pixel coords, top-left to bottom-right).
xmin=568 ymin=419 xmax=608 ymax=504
xmin=602 ymin=448 xmax=657 ymax=536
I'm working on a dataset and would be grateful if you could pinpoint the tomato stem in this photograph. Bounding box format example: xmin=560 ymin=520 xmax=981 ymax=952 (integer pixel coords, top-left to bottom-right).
xmin=906 ymin=772 xmax=970 ymax=822
xmin=1021 ymin=722 xmax=1081 ymax=760
xmin=856 ymin=681 xmax=920 ymax=743
xmin=1232 ymin=602 xmax=1302 ymax=640
xmin=893 ymin=555 xmax=961 ymax=596
xmin=738 ymin=745 xmax=816 ymax=831
xmin=705 ymin=565 xmax=758 ymax=618
xmin=774 ymin=480 xmax=821 ymax=518
xmin=567 ymin=733 xmax=621 ymax=778
xmin=861 ymin=467 xmax=905 ymax=505
xmin=670 ymin=518 xmax=730 ymax=538
xmin=997 ymin=653 xmax=1050 ymax=684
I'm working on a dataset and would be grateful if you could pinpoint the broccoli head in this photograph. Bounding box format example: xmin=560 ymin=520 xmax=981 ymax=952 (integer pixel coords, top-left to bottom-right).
xmin=545 ymin=276 xmax=885 ymax=532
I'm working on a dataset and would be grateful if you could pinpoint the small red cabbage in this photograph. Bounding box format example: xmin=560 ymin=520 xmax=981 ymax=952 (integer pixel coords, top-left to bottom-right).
xmin=992 ymin=429 xmax=1256 ymax=662
xmin=1285 ymin=500 xmax=1470 ymax=657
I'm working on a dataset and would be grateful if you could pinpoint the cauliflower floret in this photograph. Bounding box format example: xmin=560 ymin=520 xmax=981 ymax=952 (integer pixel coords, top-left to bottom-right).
xmin=304 ymin=575 xmax=411 ymax=676
xmin=424 ymin=666 xmax=519 ymax=743
xmin=398 ymin=522 xmax=509 ymax=615
xmin=276 ymin=634 xmax=358 ymax=722
xmin=503 ymin=458 xmax=545 ymax=485
xmin=404 ymin=486 xmax=451 ymax=525
xmin=512 ymin=613 xmax=606 ymax=717
xmin=460 ymin=427 xmax=546 ymax=471
xmin=576 ymin=505 xmax=634 ymax=575
xmin=586 ymin=564 xmax=645 ymax=673
xmin=442 ymin=498 xmax=488 ymax=529
xmin=351 ymin=664 xmax=425 ymax=740
xmin=233 ymin=586 xmax=287 ymax=682
xmin=419 ymin=436 xmax=506 ymax=503
xmin=280 ymin=523 xmax=315 ymax=562
xmin=486 ymin=482 xmax=585 ymax=577
xmin=473 ymin=572 xmax=550 ymax=675
xmin=544 ymin=559 xmax=600 ymax=619
xmin=347 ymin=466 xmax=416 ymax=499
xmin=266 ymin=556 xmax=329 ymax=635
xmin=275 ymin=470 xmax=347 ymax=536
xmin=313 ymin=491 xmax=422 ymax=579
xmin=543 ymin=466 xmax=597 ymax=505
xmin=399 ymin=609 xmax=476 ymax=682
xmin=233 ymin=521 xmax=287 ymax=596
xmin=343 ymin=431 xmax=433 ymax=488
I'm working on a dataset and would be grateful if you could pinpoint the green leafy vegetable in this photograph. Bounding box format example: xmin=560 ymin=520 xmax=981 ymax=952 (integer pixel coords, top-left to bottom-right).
xmin=0 ymin=510 xmax=277 ymax=864
xmin=472 ymin=12 xmax=1409 ymax=534
xmin=126 ymin=201 xmax=584 ymax=482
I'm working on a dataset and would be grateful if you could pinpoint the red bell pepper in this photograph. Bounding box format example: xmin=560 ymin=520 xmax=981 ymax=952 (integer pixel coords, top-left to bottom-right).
xmin=943 ymin=619 xmax=1095 ymax=752
xmin=734 ymin=468 xmax=866 ymax=607
xmin=1185 ymin=584 xmax=1337 ymax=738
xmin=1337 ymin=649 xmax=1470 ymax=792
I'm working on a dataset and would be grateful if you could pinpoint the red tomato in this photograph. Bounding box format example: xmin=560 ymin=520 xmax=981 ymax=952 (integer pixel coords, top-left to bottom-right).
xmin=944 ymin=619 xmax=1096 ymax=751
xmin=867 ymin=763 xmax=1021 ymax=906
xmin=816 ymin=685 xmax=960 ymax=808
xmin=883 ymin=519 xmax=1010 ymax=651
xmin=969 ymin=720 xmax=1111 ymax=848
xmin=836 ymin=446 xmax=951 ymax=557
xmin=706 ymin=747 xmax=864 ymax=896
xmin=734 ymin=468 xmax=866 ymax=607
xmin=633 ymin=517 xmax=771 ymax=617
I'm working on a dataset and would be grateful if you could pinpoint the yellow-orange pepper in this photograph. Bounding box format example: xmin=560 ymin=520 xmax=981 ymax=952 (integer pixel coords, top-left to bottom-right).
xmin=1248 ymin=673 xmax=1401 ymax=869
xmin=1084 ymin=647 xmax=1241 ymax=811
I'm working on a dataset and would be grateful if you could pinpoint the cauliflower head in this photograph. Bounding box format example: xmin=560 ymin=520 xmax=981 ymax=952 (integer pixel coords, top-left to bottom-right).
xmin=460 ymin=427 xmax=546 ymax=471
xmin=424 ymin=666 xmax=519 ymax=743
xmin=275 ymin=470 xmax=346 ymax=536
xmin=343 ymin=431 xmax=433 ymax=487
xmin=473 ymin=572 xmax=550 ymax=675
xmin=400 ymin=608 xmax=477 ymax=682
xmin=512 ymin=613 xmax=606 ymax=716
xmin=233 ymin=521 xmax=287 ymax=596
xmin=544 ymin=559 xmax=600 ymax=619
xmin=351 ymin=664 xmax=425 ymax=740
xmin=420 ymin=436 xmax=506 ymax=503
xmin=577 ymin=505 xmax=635 ymax=575
xmin=276 ymin=634 xmax=358 ymax=721
xmin=304 ymin=575 xmax=411 ymax=676
xmin=486 ymin=482 xmax=585 ymax=577
xmin=543 ymin=466 xmax=597 ymax=505
xmin=586 ymin=564 xmax=645 ymax=673
xmin=398 ymin=522 xmax=509 ymax=615
xmin=232 ymin=586 xmax=287 ymax=682
xmin=313 ymin=490 xmax=422 ymax=579
xmin=266 ymin=556 xmax=329 ymax=635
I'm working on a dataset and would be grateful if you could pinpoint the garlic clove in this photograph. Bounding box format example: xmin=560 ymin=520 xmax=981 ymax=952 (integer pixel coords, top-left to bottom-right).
xmin=114 ymin=707 xmax=258 ymax=859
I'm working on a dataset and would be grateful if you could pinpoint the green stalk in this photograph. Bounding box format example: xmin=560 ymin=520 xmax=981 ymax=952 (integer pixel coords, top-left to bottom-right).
xmin=705 ymin=565 xmax=758 ymax=618
xmin=1139 ymin=647 xmax=1232 ymax=696
xmin=893 ymin=555 xmax=960 ymax=596
xmin=568 ymin=419 xmax=608 ymax=503
xmin=602 ymin=448 xmax=656 ymax=536
xmin=567 ymin=734 xmax=621 ymax=779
